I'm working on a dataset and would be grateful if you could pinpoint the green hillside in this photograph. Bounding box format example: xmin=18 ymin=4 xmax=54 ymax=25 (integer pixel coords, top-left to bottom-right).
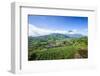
xmin=28 ymin=33 xmax=88 ymax=60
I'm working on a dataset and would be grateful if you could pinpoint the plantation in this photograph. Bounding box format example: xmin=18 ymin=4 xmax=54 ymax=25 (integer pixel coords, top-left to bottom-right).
xmin=28 ymin=33 xmax=88 ymax=60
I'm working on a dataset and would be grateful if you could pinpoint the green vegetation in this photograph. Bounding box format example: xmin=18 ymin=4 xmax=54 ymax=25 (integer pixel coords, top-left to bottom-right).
xmin=28 ymin=33 xmax=88 ymax=60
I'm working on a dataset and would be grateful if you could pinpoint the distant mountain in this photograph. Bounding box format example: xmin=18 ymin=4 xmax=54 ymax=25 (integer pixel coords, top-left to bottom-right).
xmin=29 ymin=33 xmax=69 ymax=41
xmin=29 ymin=33 xmax=84 ymax=42
xmin=66 ymin=34 xmax=83 ymax=38
xmin=47 ymin=33 xmax=70 ymax=38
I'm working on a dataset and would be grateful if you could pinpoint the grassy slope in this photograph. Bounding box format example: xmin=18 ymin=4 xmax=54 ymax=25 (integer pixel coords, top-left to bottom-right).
xmin=28 ymin=36 xmax=88 ymax=60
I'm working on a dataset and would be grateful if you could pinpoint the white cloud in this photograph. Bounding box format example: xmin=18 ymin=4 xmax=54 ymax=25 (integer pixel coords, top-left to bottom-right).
xmin=82 ymin=29 xmax=88 ymax=36
xmin=29 ymin=24 xmax=79 ymax=37
xmin=29 ymin=24 xmax=52 ymax=36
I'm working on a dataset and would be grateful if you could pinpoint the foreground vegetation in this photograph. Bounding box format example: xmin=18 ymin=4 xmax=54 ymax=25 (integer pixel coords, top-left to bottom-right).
xmin=28 ymin=34 xmax=88 ymax=60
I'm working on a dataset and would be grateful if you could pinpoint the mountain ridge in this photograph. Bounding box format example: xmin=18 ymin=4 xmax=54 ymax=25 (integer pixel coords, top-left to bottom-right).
xmin=28 ymin=33 xmax=85 ymax=42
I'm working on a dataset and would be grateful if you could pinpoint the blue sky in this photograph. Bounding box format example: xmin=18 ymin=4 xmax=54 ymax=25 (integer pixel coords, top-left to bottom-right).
xmin=28 ymin=15 xmax=88 ymax=36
